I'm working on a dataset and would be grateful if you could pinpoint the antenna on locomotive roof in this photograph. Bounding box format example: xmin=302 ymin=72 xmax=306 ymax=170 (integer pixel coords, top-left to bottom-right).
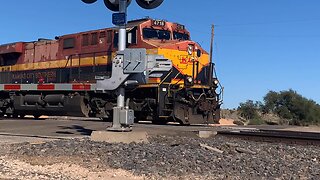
xmin=81 ymin=0 xmax=165 ymax=132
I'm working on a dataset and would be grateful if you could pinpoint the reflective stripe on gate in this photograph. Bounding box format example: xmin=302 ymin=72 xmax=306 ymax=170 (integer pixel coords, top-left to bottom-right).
xmin=0 ymin=83 xmax=96 ymax=91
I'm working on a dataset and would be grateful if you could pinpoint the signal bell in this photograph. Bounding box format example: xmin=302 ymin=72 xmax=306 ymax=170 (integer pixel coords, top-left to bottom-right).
xmin=81 ymin=0 xmax=98 ymax=4
xmin=104 ymin=0 xmax=132 ymax=12
xmin=136 ymin=0 xmax=164 ymax=9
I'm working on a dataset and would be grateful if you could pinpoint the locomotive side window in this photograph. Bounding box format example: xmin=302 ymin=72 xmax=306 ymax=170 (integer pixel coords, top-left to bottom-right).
xmin=143 ymin=28 xmax=171 ymax=40
xmin=0 ymin=53 xmax=20 ymax=66
xmin=113 ymin=33 xmax=118 ymax=47
xmin=99 ymin=31 xmax=106 ymax=38
xmin=127 ymin=27 xmax=137 ymax=44
xmin=107 ymin=30 xmax=112 ymax=43
xmin=113 ymin=27 xmax=137 ymax=47
xmin=82 ymin=34 xmax=89 ymax=46
xmin=173 ymin=32 xmax=190 ymax=40
xmin=91 ymin=33 xmax=98 ymax=45
xmin=0 ymin=56 xmax=4 ymax=66
xmin=63 ymin=38 xmax=75 ymax=49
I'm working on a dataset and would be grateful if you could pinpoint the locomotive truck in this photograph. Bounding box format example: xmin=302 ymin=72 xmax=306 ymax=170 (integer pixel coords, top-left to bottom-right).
xmin=0 ymin=18 xmax=222 ymax=124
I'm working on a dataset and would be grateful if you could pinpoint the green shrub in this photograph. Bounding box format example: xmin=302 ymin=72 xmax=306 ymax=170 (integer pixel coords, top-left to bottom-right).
xmin=238 ymin=89 xmax=320 ymax=126
xmin=248 ymin=118 xmax=265 ymax=125
xmin=238 ymin=100 xmax=261 ymax=120
xmin=263 ymin=89 xmax=320 ymax=125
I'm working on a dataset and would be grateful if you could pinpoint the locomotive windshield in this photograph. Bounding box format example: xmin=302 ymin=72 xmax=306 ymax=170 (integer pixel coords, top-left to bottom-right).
xmin=173 ymin=32 xmax=190 ymax=40
xmin=143 ymin=28 xmax=171 ymax=40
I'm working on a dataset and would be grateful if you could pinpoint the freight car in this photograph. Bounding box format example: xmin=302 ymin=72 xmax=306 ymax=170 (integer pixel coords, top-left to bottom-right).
xmin=0 ymin=18 xmax=222 ymax=124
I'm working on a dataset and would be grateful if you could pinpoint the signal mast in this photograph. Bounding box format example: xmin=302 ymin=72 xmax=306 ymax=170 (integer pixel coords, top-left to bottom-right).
xmin=81 ymin=0 xmax=165 ymax=131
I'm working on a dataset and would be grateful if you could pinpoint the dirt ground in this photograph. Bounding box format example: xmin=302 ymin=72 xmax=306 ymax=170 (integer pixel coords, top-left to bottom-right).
xmin=0 ymin=155 xmax=144 ymax=180
xmin=218 ymin=118 xmax=235 ymax=126
xmin=282 ymin=126 xmax=320 ymax=133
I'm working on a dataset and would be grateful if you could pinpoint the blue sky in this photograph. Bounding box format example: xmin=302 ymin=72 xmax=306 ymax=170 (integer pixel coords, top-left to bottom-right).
xmin=1 ymin=0 xmax=320 ymax=108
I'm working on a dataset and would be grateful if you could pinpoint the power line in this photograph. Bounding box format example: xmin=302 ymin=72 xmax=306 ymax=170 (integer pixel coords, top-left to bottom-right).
xmin=215 ymin=18 xmax=320 ymax=27
xmin=216 ymin=34 xmax=320 ymax=39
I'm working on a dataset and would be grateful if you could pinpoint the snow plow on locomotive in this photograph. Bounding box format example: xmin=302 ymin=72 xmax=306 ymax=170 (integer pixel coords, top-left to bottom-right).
xmin=0 ymin=18 xmax=222 ymax=124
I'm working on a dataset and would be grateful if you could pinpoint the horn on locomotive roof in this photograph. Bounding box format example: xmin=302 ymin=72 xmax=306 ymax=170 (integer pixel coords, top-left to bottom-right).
xmin=136 ymin=0 xmax=164 ymax=9
xmin=81 ymin=0 xmax=98 ymax=4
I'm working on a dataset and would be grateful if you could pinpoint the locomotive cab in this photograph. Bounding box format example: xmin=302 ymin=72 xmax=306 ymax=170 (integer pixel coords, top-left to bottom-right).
xmin=123 ymin=19 xmax=222 ymax=124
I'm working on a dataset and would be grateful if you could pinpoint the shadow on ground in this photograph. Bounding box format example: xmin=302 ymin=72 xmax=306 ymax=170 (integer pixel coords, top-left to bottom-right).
xmin=56 ymin=125 xmax=93 ymax=136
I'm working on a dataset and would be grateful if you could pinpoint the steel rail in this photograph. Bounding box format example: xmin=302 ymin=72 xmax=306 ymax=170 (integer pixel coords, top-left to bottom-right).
xmin=218 ymin=129 xmax=320 ymax=146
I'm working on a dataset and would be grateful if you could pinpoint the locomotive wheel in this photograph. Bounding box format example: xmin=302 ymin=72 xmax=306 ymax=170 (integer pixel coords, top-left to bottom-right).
xmin=99 ymin=110 xmax=112 ymax=122
xmin=33 ymin=114 xmax=41 ymax=120
xmin=173 ymin=102 xmax=190 ymax=125
xmin=19 ymin=114 xmax=26 ymax=119
xmin=99 ymin=117 xmax=112 ymax=122
xmin=213 ymin=110 xmax=221 ymax=124
xmin=80 ymin=101 xmax=90 ymax=118
xmin=12 ymin=114 xmax=18 ymax=118
xmin=152 ymin=118 xmax=168 ymax=125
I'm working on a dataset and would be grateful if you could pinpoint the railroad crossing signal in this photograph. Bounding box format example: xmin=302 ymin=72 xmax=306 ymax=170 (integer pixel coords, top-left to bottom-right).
xmin=81 ymin=0 xmax=165 ymax=132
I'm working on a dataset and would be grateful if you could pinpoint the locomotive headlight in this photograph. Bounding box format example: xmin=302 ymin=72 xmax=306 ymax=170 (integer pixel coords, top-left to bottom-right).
xmin=213 ymin=79 xmax=219 ymax=85
xmin=187 ymin=76 xmax=193 ymax=83
xmin=187 ymin=44 xmax=193 ymax=55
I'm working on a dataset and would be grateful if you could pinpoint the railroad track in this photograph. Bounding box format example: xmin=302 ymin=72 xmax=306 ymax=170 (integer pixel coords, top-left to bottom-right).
xmin=217 ymin=129 xmax=320 ymax=146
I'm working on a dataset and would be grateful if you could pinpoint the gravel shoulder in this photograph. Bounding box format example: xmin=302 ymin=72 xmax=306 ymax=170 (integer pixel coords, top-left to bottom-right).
xmin=0 ymin=134 xmax=319 ymax=180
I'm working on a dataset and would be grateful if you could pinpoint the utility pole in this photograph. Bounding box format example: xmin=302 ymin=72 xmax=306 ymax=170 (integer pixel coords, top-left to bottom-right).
xmin=209 ymin=24 xmax=215 ymax=86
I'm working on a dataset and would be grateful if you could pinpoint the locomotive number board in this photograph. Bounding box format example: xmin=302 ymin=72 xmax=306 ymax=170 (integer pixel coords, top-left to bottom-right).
xmin=152 ymin=20 xmax=166 ymax=27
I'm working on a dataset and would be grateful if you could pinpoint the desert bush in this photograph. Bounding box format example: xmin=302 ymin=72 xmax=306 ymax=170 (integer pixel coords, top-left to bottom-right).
xmin=237 ymin=100 xmax=261 ymax=120
xmin=237 ymin=89 xmax=320 ymax=126
xmin=263 ymin=89 xmax=320 ymax=125
xmin=248 ymin=118 xmax=265 ymax=125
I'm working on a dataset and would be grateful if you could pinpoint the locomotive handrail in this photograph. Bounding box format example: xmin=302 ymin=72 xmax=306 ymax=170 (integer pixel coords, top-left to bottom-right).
xmin=212 ymin=62 xmax=224 ymax=104
xmin=158 ymin=69 xmax=173 ymax=86
xmin=171 ymin=72 xmax=183 ymax=86
xmin=64 ymin=55 xmax=72 ymax=68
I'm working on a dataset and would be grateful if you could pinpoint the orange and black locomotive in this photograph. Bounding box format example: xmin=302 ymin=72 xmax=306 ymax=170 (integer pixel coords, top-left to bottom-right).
xmin=0 ymin=18 xmax=222 ymax=124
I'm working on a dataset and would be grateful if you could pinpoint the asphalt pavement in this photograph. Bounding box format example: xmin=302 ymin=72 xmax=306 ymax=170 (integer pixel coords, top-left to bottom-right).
xmin=0 ymin=116 xmax=220 ymax=142
xmin=0 ymin=117 xmax=109 ymax=138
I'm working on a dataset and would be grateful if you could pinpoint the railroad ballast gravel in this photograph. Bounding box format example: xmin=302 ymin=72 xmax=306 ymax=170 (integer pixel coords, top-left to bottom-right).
xmin=2 ymin=135 xmax=320 ymax=179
